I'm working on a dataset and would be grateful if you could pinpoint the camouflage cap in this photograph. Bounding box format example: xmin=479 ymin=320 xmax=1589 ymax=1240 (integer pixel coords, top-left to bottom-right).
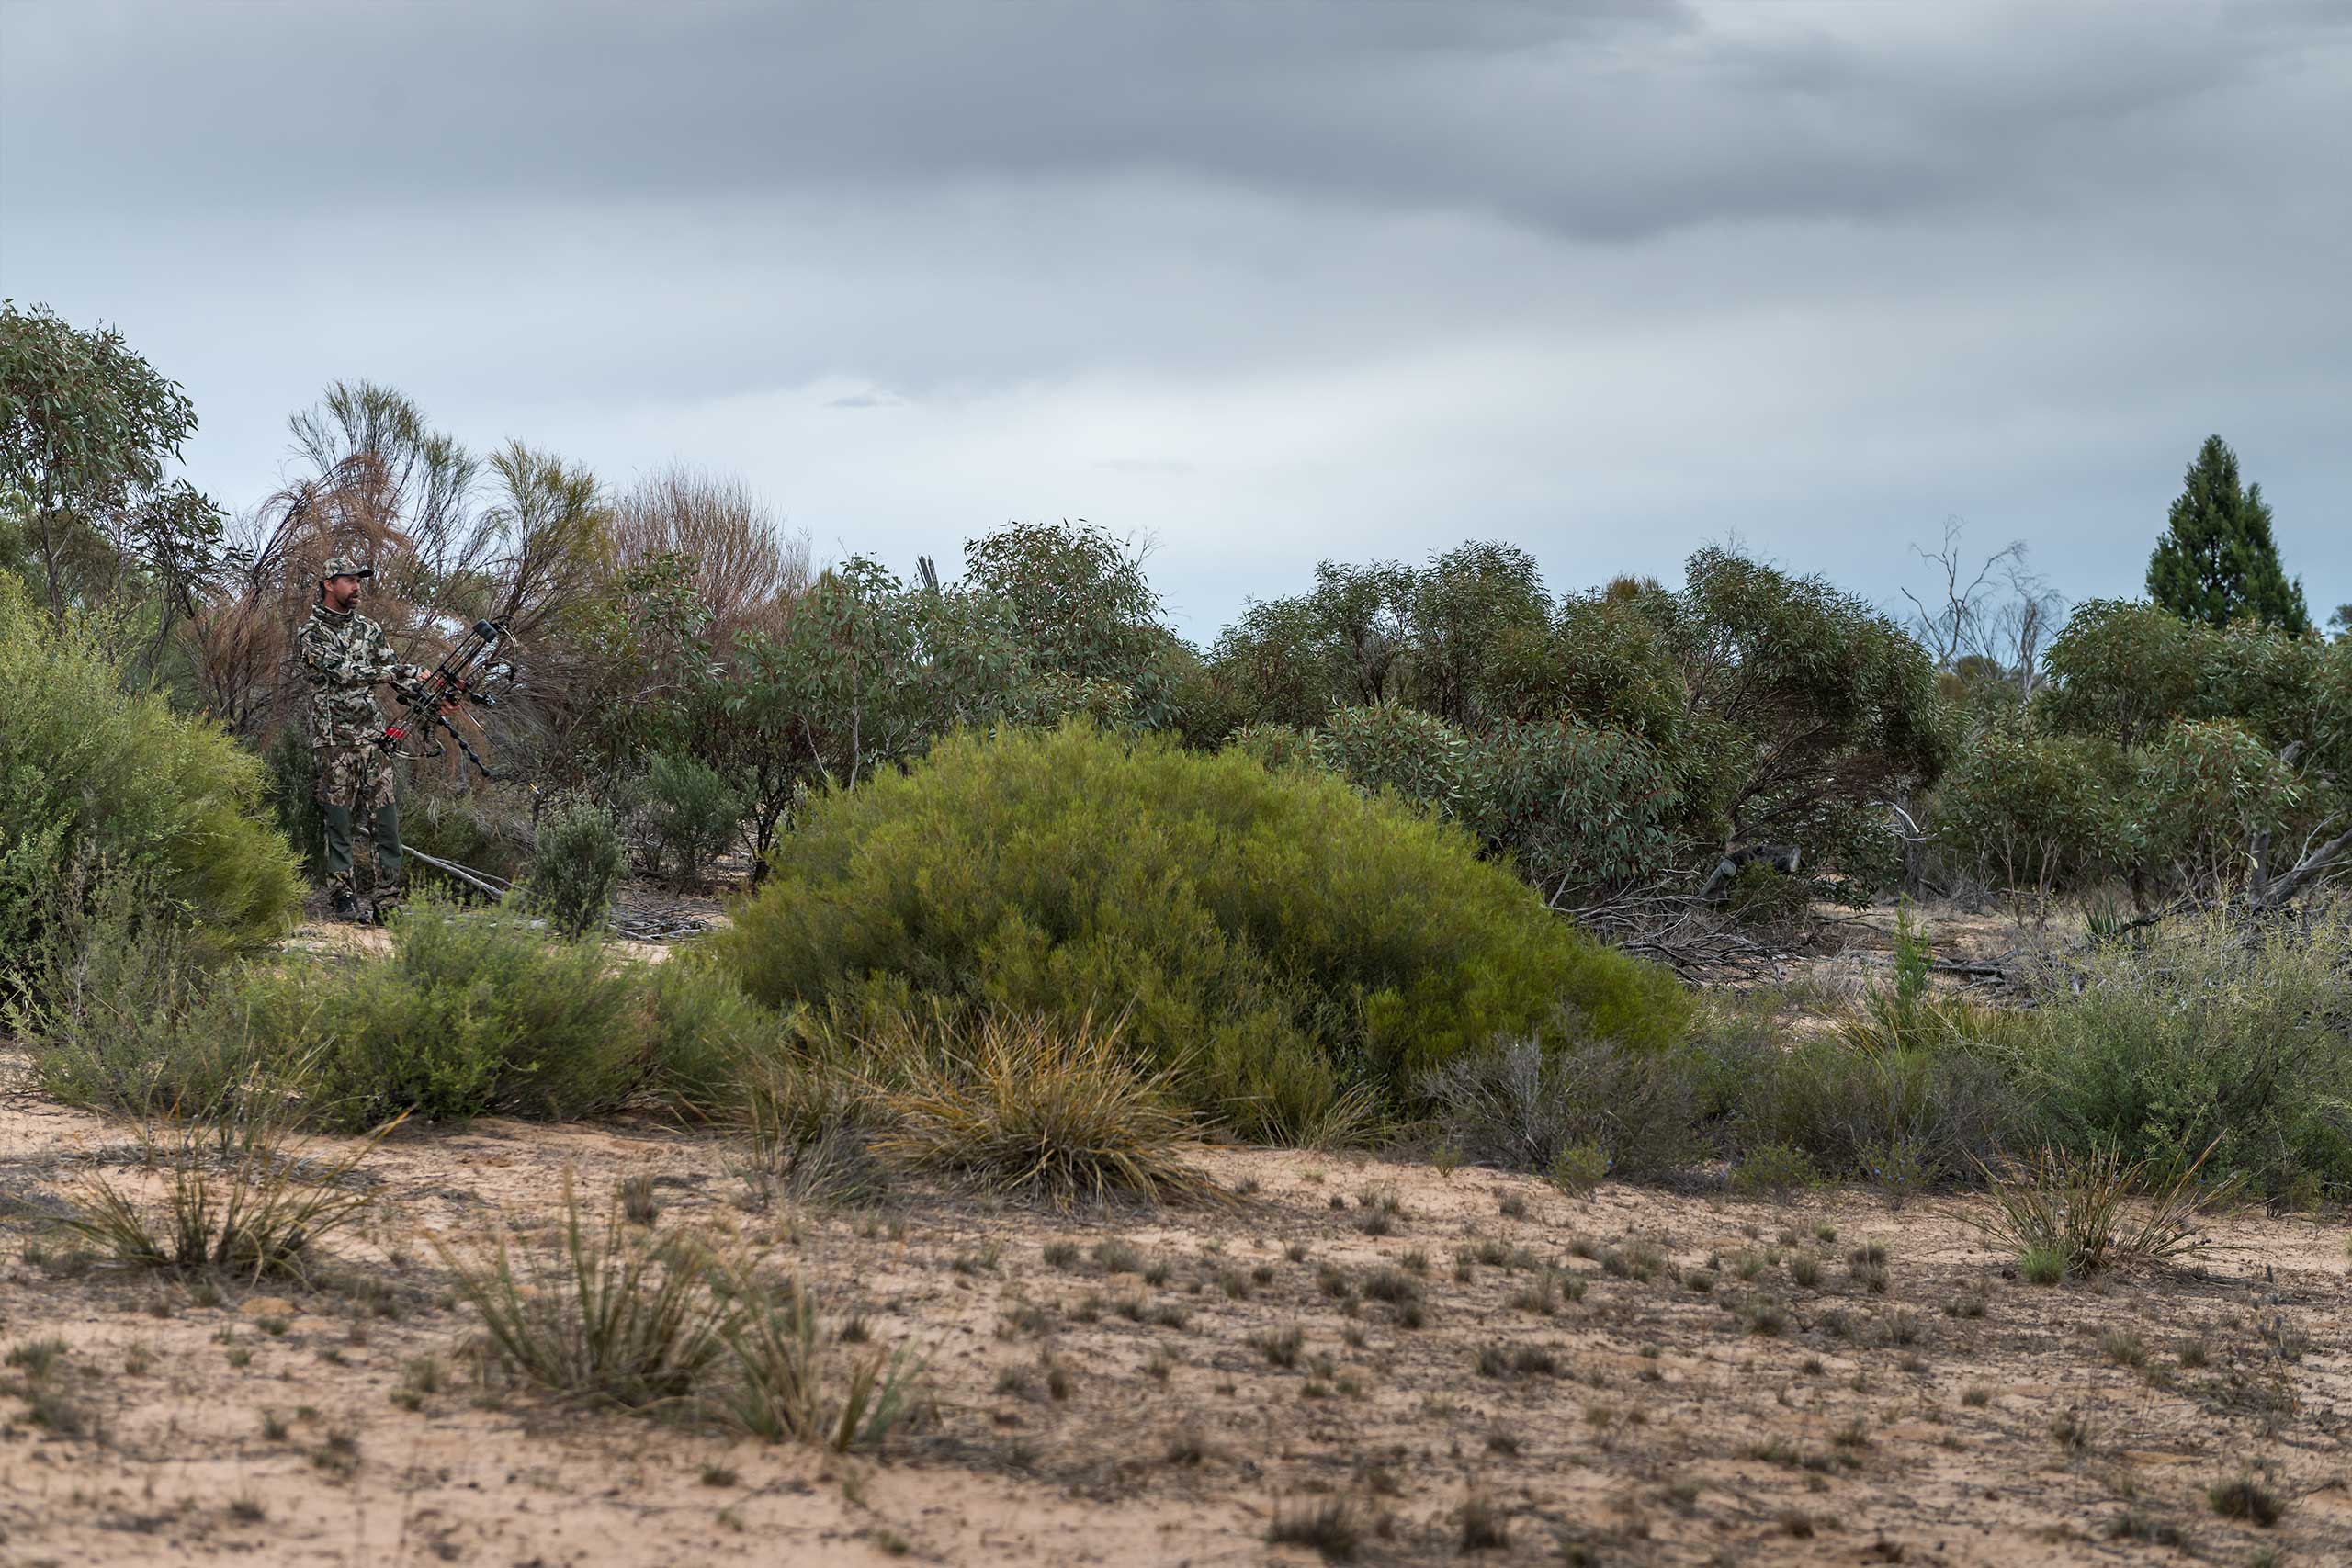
xmin=320 ymin=557 xmax=374 ymax=581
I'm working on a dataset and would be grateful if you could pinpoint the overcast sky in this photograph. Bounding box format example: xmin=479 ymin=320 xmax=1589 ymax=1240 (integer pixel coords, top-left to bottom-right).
xmin=5 ymin=0 xmax=2347 ymax=639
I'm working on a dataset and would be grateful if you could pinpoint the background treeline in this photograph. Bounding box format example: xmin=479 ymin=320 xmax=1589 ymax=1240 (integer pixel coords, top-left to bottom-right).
xmin=8 ymin=300 xmax=2352 ymax=1212
xmin=6 ymin=301 xmax=2348 ymax=931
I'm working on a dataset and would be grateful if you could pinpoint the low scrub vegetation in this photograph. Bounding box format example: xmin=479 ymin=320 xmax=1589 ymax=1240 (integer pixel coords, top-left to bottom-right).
xmin=1414 ymin=897 xmax=2352 ymax=1204
xmin=19 ymin=895 xmax=764 ymax=1132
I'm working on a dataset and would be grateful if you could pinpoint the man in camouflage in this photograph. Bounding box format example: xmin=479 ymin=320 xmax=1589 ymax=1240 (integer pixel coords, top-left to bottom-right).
xmin=296 ymin=558 xmax=429 ymax=921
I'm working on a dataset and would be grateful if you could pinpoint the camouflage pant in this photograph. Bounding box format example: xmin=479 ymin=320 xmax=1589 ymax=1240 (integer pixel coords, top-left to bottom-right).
xmin=316 ymin=741 xmax=402 ymax=897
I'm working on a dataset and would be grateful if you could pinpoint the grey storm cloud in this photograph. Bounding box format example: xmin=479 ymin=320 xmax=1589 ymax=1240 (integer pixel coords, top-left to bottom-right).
xmin=4 ymin=0 xmax=2349 ymax=638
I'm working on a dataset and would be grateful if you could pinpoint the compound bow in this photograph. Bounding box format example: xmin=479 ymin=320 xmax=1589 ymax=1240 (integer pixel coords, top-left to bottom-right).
xmin=376 ymin=617 xmax=525 ymax=787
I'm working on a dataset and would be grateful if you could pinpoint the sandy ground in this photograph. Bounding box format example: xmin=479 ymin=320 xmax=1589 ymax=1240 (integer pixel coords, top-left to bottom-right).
xmin=2 ymin=1060 xmax=2346 ymax=1568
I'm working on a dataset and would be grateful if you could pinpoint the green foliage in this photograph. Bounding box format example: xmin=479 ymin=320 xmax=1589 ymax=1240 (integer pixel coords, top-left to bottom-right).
xmin=0 ymin=576 xmax=301 ymax=974
xmin=520 ymin=799 xmax=625 ymax=937
xmin=9 ymin=872 xmax=267 ymax=1118
xmin=1416 ymin=1039 xmax=1702 ymax=1181
xmin=1723 ymin=857 xmax=1813 ymax=930
xmin=261 ymin=725 xmax=325 ymax=879
xmin=1462 ymin=719 xmax=1677 ymax=902
xmin=403 ymin=788 xmax=537 ymax=886
xmin=960 ymin=520 xmax=1172 ymax=727
xmin=2040 ymin=599 xmax=2206 ymax=749
xmin=1404 ymin=542 xmax=1552 ymax=728
xmin=2132 ymin=719 xmax=2305 ymax=893
xmin=1662 ymin=547 xmax=1951 ymax=865
xmin=1211 ymin=542 xmax=1945 ymax=897
xmin=1733 ymin=1033 xmax=2022 ymax=1190
xmin=2002 ymin=906 xmax=2352 ymax=1199
xmin=641 ymin=953 xmax=777 ymax=1113
xmin=1313 ymin=703 xmax=1466 ymax=815
xmin=232 ymin=903 xmax=650 ymax=1130
xmin=1930 ymin=722 xmax=2132 ymax=896
xmin=2145 ymin=434 xmax=2310 ymax=635
xmin=641 ymin=751 xmax=742 ymax=889
xmin=0 ymin=299 xmax=207 ymax=626
xmin=1728 ymin=1141 xmax=1820 ymax=1200
xmin=709 ymin=725 xmax=1689 ymax=1139
xmin=1223 ymin=723 xmax=1318 ymax=773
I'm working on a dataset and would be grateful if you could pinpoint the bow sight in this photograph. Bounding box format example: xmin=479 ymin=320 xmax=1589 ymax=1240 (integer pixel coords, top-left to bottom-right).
xmin=378 ymin=617 xmax=524 ymax=787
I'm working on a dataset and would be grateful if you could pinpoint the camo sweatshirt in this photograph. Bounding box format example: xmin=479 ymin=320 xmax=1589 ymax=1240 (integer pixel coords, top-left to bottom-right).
xmin=296 ymin=604 xmax=426 ymax=748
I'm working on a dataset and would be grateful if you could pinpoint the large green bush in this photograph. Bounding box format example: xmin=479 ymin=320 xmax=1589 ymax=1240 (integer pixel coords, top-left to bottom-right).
xmin=1462 ymin=719 xmax=1677 ymax=902
xmin=710 ymin=724 xmax=1689 ymax=1138
xmin=1313 ymin=703 xmax=1466 ymax=815
xmin=0 ymin=576 xmax=300 ymax=972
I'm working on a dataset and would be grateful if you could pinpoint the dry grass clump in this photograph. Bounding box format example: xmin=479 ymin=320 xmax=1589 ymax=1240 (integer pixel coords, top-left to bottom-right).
xmin=2207 ymin=1473 xmax=2285 ymax=1527
xmin=870 ymin=1012 xmax=1218 ymax=1208
xmin=435 ymin=1176 xmax=735 ymax=1409
xmin=1972 ymin=1136 xmax=2233 ymax=1280
xmin=1268 ymin=1493 xmax=1363 ymax=1561
xmin=62 ymin=1087 xmax=398 ymax=1282
xmin=433 ymin=1174 xmax=922 ymax=1450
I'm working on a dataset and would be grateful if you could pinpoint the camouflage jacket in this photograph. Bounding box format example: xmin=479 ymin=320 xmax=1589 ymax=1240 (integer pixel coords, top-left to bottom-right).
xmin=296 ymin=604 xmax=425 ymax=750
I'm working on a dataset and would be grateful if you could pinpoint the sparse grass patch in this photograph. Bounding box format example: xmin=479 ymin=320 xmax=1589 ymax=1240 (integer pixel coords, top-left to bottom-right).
xmin=1267 ymin=1494 xmax=1362 ymax=1562
xmin=434 ymin=1175 xmax=921 ymax=1451
xmin=2208 ymin=1475 xmax=2284 ymax=1527
xmin=1461 ymin=1489 xmax=1510 ymax=1551
xmin=62 ymin=1096 xmax=395 ymax=1283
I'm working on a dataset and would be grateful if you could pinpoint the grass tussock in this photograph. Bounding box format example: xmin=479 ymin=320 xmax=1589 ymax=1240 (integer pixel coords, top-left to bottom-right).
xmin=62 ymin=1078 xmax=397 ymax=1282
xmin=432 ymin=1174 xmax=922 ymax=1450
xmin=870 ymin=1010 xmax=1220 ymax=1208
xmin=434 ymin=1176 xmax=735 ymax=1409
xmin=1972 ymin=1136 xmax=2233 ymax=1280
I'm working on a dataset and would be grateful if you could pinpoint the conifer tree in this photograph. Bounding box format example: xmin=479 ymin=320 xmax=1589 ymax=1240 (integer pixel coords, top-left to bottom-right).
xmin=2146 ymin=435 xmax=2311 ymax=635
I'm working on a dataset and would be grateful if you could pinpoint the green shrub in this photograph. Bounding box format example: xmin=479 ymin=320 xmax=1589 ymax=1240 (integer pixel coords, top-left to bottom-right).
xmin=10 ymin=873 xmax=272 ymax=1119
xmin=643 ymin=953 xmax=777 ymax=1113
xmin=521 ymin=799 xmax=626 ymax=937
xmin=233 ymin=902 xmax=650 ymax=1129
xmin=1730 ymin=1035 xmax=2021 ymax=1189
xmin=2005 ymin=906 xmax=2352 ymax=1198
xmin=1221 ymin=723 xmax=1317 ymax=773
xmin=642 ymin=751 xmax=742 ymax=889
xmin=2132 ymin=719 xmax=2307 ymax=898
xmin=1728 ymin=1141 xmax=1820 ymax=1200
xmin=1930 ymin=725 xmax=2132 ymax=898
xmin=1724 ymin=859 xmax=1813 ymax=930
xmin=1313 ymin=703 xmax=1466 ymax=815
xmin=0 ymin=576 xmax=300 ymax=972
xmin=710 ymin=725 xmax=1688 ymax=1139
xmin=1461 ymin=719 xmax=1677 ymax=901
xmin=1416 ymin=1039 xmax=1706 ymax=1180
